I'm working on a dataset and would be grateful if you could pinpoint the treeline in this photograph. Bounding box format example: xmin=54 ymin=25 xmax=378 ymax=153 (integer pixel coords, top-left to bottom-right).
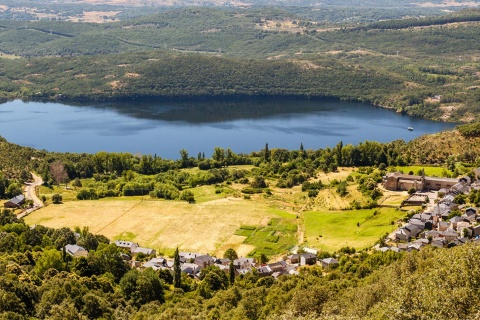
xmin=360 ymin=8 xmax=480 ymax=30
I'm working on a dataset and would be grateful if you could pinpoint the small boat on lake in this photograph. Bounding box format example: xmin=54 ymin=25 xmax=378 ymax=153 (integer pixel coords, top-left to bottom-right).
xmin=407 ymin=127 xmax=414 ymax=131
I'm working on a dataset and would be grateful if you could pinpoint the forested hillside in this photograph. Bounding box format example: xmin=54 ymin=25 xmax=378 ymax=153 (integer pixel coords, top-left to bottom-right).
xmin=1 ymin=207 xmax=479 ymax=320
xmin=1 ymin=8 xmax=479 ymax=121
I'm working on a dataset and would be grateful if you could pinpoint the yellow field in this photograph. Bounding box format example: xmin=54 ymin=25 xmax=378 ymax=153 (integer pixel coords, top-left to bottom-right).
xmin=25 ymin=197 xmax=276 ymax=257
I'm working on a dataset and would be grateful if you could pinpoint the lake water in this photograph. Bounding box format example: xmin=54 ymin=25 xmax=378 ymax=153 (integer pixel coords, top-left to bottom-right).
xmin=0 ymin=98 xmax=457 ymax=159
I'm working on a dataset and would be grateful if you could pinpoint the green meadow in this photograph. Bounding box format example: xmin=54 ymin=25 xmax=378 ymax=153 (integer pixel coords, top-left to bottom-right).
xmin=395 ymin=166 xmax=452 ymax=177
xmin=304 ymin=208 xmax=406 ymax=252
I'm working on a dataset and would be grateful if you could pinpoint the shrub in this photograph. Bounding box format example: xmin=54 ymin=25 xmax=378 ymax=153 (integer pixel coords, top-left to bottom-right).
xmin=52 ymin=194 xmax=62 ymax=204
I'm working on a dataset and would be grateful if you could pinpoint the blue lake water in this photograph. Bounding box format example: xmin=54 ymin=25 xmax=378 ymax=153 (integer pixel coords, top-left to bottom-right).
xmin=0 ymin=98 xmax=457 ymax=159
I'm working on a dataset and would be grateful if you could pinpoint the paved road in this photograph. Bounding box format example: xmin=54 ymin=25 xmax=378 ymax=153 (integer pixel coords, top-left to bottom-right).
xmin=21 ymin=173 xmax=44 ymax=218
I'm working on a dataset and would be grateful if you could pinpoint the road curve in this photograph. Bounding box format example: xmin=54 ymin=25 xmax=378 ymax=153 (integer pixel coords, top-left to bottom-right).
xmin=25 ymin=173 xmax=44 ymax=208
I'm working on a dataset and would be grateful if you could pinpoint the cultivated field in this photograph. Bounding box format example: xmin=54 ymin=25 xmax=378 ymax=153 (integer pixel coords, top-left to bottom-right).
xmin=304 ymin=207 xmax=406 ymax=252
xmin=25 ymin=196 xmax=287 ymax=257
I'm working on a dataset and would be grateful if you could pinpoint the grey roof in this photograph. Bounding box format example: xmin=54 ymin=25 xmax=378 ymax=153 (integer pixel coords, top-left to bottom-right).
xmin=7 ymin=194 xmax=25 ymax=206
xmin=195 ymin=254 xmax=214 ymax=262
xmin=321 ymin=258 xmax=339 ymax=265
xmin=65 ymin=244 xmax=87 ymax=256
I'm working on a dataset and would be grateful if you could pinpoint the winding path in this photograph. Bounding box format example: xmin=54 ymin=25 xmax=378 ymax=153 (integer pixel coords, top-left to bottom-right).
xmin=20 ymin=173 xmax=44 ymax=218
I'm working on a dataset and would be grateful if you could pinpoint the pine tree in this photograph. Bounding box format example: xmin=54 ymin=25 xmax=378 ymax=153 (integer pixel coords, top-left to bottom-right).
xmin=229 ymin=260 xmax=235 ymax=285
xmin=173 ymin=247 xmax=181 ymax=288
xmin=264 ymin=143 xmax=270 ymax=162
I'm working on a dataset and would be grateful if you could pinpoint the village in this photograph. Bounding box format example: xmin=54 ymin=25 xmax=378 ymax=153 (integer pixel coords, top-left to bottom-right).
xmin=4 ymin=168 xmax=480 ymax=280
xmin=62 ymin=239 xmax=339 ymax=280
xmin=382 ymin=169 xmax=480 ymax=251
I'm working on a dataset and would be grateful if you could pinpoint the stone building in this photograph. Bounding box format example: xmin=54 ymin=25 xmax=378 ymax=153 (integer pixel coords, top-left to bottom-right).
xmin=383 ymin=171 xmax=458 ymax=191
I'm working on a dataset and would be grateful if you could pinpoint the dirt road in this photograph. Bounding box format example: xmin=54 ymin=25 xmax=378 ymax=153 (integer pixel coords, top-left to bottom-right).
xmin=25 ymin=173 xmax=44 ymax=208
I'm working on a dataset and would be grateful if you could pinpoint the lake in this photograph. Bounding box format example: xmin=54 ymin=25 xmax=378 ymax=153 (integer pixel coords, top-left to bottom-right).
xmin=0 ymin=98 xmax=457 ymax=159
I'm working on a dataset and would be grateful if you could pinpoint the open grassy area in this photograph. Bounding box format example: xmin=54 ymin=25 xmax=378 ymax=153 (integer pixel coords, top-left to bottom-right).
xmin=395 ymin=166 xmax=453 ymax=177
xmin=25 ymin=196 xmax=278 ymax=257
xmin=304 ymin=207 xmax=406 ymax=252
xmin=234 ymin=215 xmax=297 ymax=258
xmin=39 ymin=185 xmax=78 ymax=203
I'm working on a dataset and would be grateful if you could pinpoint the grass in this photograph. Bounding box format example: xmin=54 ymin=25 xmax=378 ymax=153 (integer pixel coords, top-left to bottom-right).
xmin=304 ymin=207 xmax=406 ymax=252
xmin=395 ymin=166 xmax=452 ymax=177
xmin=39 ymin=185 xmax=78 ymax=203
xmin=24 ymin=196 xmax=280 ymax=257
xmin=235 ymin=216 xmax=297 ymax=258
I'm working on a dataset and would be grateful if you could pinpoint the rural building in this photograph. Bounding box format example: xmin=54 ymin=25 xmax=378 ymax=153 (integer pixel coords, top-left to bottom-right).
xmin=132 ymin=247 xmax=156 ymax=256
xmin=300 ymin=253 xmax=317 ymax=266
xmin=321 ymin=258 xmax=339 ymax=269
xmin=64 ymin=244 xmax=88 ymax=258
xmin=194 ymin=254 xmax=215 ymax=269
xmin=383 ymin=172 xmax=458 ymax=191
xmin=114 ymin=240 xmax=138 ymax=252
xmin=233 ymin=257 xmax=255 ymax=269
xmin=4 ymin=194 xmax=25 ymax=208
xmin=142 ymin=258 xmax=168 ymax=270
xmin=181 ymin=263 xmax=200 ymax=276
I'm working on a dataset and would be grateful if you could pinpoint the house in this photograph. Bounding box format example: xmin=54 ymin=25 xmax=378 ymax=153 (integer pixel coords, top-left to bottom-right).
xmin=442 ymin=230 xmax=459 ymax=241
xmin=286 ymin=254 xmax=300 ymax=264
xmin=300 ymin=253 xmax=317 ymax=266
xmin=233 ymin=257 xmax=255 ymax=270
xmin=65 ymin=244 xmax=88 ymax=258
xmin=181 ymin=263 xmax=200 ymax=276
xmin=194 ymin=254 xmax=215 ymax=269
xmin=179 ymin=252 xmax=202 ymax=262
xmin=449 ymin=216 xmax=463 ymax=229
xmin=409 ymin=219 xmax=426 ymax=231
xmin=257 ymin=266 xmax=273 ymax=277
xmin=4 ymin=194 xmax=25 ymax=208
xmin=471 ymin=225 xmax=480 ymax=237
xmin=395 ymin=228 xmax=411 ymax=241
xmin=321 ymin=258 xmax=339 ymax=269
xmin=466 ymin=207 xmax=477 ymax=216
xmin=268 ymin=261 xmax=287 ymax=272
xmin=142 ymin=258 xmax=167 ymax=270
xmin=405 ymin=224 xmax=421 ymax=238
xmin=114 ymin=240 xmax=138 ymax=253
xmin=215 ymin=258 xmax=231 ymax=266
xmin=431 ymin=239 xmax=445 ymax=248
xmin=132 ymin=247 xmax=156 ymax=256
xmin=438 ymin=221 xmax=450 ymax=232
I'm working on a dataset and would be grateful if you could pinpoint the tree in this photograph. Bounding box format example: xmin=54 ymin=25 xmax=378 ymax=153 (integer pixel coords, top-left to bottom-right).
xmin=71 ymin=178 xmax=82 ymax=188
xmin=34 ymin=249 xmax=65 ymax=277
xmin=173 ymin=247 xmax=181 ymax=288
xmin=52 ymin=194 xmax=62 ymax=204
xmin=212 ymin=147 xmax=225 ymax=166
xmin=119 ymin=268 xmax=164 ymax=307
xmin=49 ymin=161 xmax=68 ymax=185
xmin=180 ymin=149 xmax=189 ymax=168
xmin=259 ymin=253 xmax=268 ymax=264
xmin=179 ymin=190 xmax=195 ymax=203
xmin=264 ymin=143 xmax=270 ymax=162
xmin=224 ymin=248 xmax=238 ymax=261
xmin=229 ymin=260 xmax=235 ymax=285
xmin=94 ymin=244 xmax=129 ymax=282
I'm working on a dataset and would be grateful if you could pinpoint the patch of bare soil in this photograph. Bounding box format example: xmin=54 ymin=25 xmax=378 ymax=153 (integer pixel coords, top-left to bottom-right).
xmin=125 ymin=72 xmax=140 ymax=78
